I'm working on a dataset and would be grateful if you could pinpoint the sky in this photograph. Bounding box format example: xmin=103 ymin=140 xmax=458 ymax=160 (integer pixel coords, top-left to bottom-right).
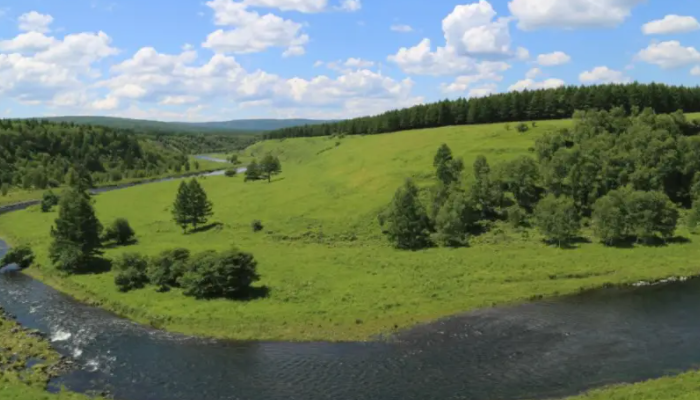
xmin=0 ymin=0 xmax=698 ymax=122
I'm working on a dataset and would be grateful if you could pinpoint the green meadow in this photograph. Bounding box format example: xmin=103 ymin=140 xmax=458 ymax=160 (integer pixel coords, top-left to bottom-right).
xmin=563 ymin=371 xmax=700 ymax=400
xmin=2 ymin=118 xmax=700 ymax=342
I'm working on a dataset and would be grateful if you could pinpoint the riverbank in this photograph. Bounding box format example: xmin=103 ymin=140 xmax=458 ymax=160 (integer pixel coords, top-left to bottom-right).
xmin=0 ymin=309 xmax=104 ymax=400
xmin=563 ymin=371 xmax=700 ymax=400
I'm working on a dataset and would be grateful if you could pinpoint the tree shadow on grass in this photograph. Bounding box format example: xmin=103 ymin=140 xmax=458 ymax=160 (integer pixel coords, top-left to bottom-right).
xmin=74 ymin=257 xmax=112 ymax=275
xmin=190 ymin=222 xmax=224 ymax=234
xmin=102 ymin=239 xmax=138 ymax=249
xmin=543 ymin=236 xmax=592 ymax=250
xmin=227 ymin=285 xmax=271 ymax=302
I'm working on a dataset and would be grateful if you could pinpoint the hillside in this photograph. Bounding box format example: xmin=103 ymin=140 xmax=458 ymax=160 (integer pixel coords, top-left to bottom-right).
xmin=43 ymin=116 xmax=334 ymax=134
xmin=3 ymin=113 xmax=700 ymax=343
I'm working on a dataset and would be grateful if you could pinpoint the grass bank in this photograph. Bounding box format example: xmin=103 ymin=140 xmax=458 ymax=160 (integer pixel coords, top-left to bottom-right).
xmin=2 ymin=118 xmax=700 ymax=341
xmin=562 ymin=371 xmax=700 ymax=399
xmin=0 ymin=312 xmax=102 ymax=400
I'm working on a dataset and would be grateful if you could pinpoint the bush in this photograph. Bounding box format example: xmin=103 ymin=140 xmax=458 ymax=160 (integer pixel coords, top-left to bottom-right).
xmin=41 ymin=190 xmax=60 ymax=212
xmin=110 ymin=170 xmax=123 ymax=182
xmin=516 ymin=123 xmax=529 ymax=133
xmin=104 ymin=218 xmax=136 ymax=245
xmin=251 ymin=220 xmax=264 ymax=232
xmin=50 ymin=242 xmax=85 ymax=274
xmin=178 ymin=249 xmax=260 ymax=299
xmin=1 ymin=183 xmax=9 ymax=196
xmin=687 ymin=200 xmax=700 ymax=234
xmin=433 ymin=190 xmax=479 ymax=247
xmin=147 ymin=248 xmax=191 ymax=291
xmin=224 ymin=169 xmax=237 ymax=177
xmin=380 ymin=179 xmax=432 ymax=250
xmin=506 ymin=205 xmax=526 ymax=229
xmin=1 ymin=244 xmax=35 ymax=270
xmin=113 ymin=253 xmax=149 ymax=292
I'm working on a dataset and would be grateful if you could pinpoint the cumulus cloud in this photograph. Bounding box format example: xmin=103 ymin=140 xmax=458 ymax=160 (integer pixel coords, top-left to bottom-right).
xmin=202 ymin=0 xmax=309 ymax=55
xmin=537 ymin=51 xmax=571 ymax=66
xmin=468 ymin=83 xmax=498 ymax=98
xmin=344 ymin=57 xmax=374 ymax=68
xmin=642 ymin=15 xmax=700 ymax=35
xmin=391 ymin=24 xmax=413 ymax=33
xmin=440 ymin=61 xmax=510 ymax=93
xmin=508 ymin=78 xmax=565 ymax=92
xmin=637 ymin=41 xmax=700 ymax=69
xmin=242 ymin=0 xmax=327 ymax=13
xmin=509 ymin=0 xmax=644 ymax=30
xmin=691 ymin=66 xmax=700 ymax=76
xmin=337 ymin=0 xmax=361 ymax=12
xmin=525 ymin=67 xmax=541 ymax=79
xmin=18 ymin=11 xmax=54 ymax=33
xmin=579 ymin=66 xmax=630 ymax=84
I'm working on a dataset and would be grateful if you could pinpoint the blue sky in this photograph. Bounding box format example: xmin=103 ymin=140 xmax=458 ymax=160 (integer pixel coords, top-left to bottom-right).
xmin=0 ymin=0 xmax=698 ymax=121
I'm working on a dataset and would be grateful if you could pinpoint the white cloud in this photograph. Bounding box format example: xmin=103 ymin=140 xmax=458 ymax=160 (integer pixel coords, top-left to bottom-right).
xmin=691 ymin=66 xmax=700 ymax=76
xmin=642 ymin=15 xmax=700 ymax=35
xmin=440 ymin=61 xmax=510 ymax=93
xmin=515 ymin=46 xmax=529 ymax=60
xmin=508 ymin=78 xmax=565 ymax=92
xmin=344 ymin=57 xmax=374 ymax=68
xmin=526 ymin=67 xmax=541 ymax=79
xmin=637 ymin=41 xmax=700 ymax=69
xmin=442 ymin=1 xmax=514 ymax=58
xmin=0 ymin=32 xmax=57 ymax=52
xmin=468 ymin=83 xmax=497 ymax=98
xmin=203 ymin=0 xmax=309 ymax=55
xmin=579 ymin=66 xmax=630 ymax=84
xmin=391 ymin=24 xmax=413 ymax=33
xmin=509 ymin=0 xmax=643 ymax=30
xmin=388 ymin=39 xmax=473 ymax=76
xmin=92 ymin=96 xmax=120 ymax=110
xmin=96 ymin=47 xmax=421 ymax=120
xmin=537 ymin=51 xmax=571 ymax=66
xmin=338 ymin=0 xmax=361 ymax=12
xmin=242 ymin=0 xmax=327 ymax=13
xmin=18 ymin=11 xmax=54 ymax=33
xmin=313 ymin=60 xmax=324 ymax=67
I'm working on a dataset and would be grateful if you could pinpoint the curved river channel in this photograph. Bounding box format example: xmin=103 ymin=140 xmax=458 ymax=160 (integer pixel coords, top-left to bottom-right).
xmin=2 ymin=159 xmax=700 ymax=400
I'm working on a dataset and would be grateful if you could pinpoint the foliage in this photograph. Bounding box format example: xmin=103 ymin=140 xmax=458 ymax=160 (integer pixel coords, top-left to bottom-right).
xmin=40 ymin=190 xmax=59 ymax=212
xmin=228 ymin=154 xmax=240 ymax=164
xmin=147 ymin=248 xmax=191 ymax=292
xmin=245 ymin=160 xmax=262 ymax=182
xmin=592 ymin=188 xmax=630 ymax=245
xmin=0 ymin=244 xmax=34 ymax=269
xmin=251 ymin=220 xmax=264 ymax=232
xmin=103 ymin=218 xmax=136 ymax=245
xmin=1 ymin=183 xmax=8 ymax=196
xmin=259 ymin=154 xmax=282 ymax=182
xmin=470 ymin=156 xmax=503 ymax=218
xmin=626 ymin=190 xmax=679 ymax=243
xmin=534 ymin=194 xmax=580 ymax=246
xmin=687 ymin=200 xmax=700 ymax=234
xmin=516 ymin=122 xmax=529 ymax=133
xmin=224 ymin=168 xmax=238 ymax=177
xmin=499 ymin=156 xmax=540 ymax=210
xmin=172 ymin=179 xmax=214 ymax=232
xmin=178 ymin=249 xmax=260 ymax=299
xmin=265 ymin=83 xmax=700 ymax=139
xmin=380 ymin=179 xmax=432 ymax=250
xmin=113 ymin=253 xmax=149 ymax=292
xmin=433 ymin=144 xmax=464 ymax=186
xmin=433 ymin=189 xmax=479 ymax=247
xmin=506 ymin=204 xmax=527 ymax=229
xmin=49 ymin=188 xmax=103 ymax=273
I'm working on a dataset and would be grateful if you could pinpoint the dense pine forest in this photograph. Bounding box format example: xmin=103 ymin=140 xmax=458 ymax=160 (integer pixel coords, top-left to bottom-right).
xmin=266 ymin=83 xmax=700 ymax=139
xmin=0 ymin=119 xmax=255 ymax=193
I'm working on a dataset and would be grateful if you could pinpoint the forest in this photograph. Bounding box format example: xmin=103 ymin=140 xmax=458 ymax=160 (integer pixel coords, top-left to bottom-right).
xmin=381 ymin=108 xmax=700 ymax=249
xmin=266 ymin=82 xmax=700 ymax=139
xmin=0 ymin=119 xmax=255 ymax=193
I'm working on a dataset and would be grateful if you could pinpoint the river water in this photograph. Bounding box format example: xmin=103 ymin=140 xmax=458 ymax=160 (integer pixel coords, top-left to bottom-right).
xmin=2 ymin=157 xmax=700 ymax=400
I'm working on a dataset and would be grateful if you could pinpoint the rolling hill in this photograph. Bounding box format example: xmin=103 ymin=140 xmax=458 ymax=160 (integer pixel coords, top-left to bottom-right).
xmin=41 ymin=116 xmax=335 ymax=134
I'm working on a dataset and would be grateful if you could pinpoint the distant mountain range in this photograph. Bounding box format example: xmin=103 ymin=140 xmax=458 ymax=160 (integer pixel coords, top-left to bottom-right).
xmin=41 ymin=116 xmax=336 ymax=134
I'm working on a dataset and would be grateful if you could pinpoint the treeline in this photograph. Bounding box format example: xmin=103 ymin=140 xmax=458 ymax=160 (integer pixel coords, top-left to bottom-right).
xmin=265 ymin=83 xmax=700 ymax=139
xmin=0 ymin=119 xmax=253 ymax=193
xmin=381 ymin=108 xmax=700 ymax=249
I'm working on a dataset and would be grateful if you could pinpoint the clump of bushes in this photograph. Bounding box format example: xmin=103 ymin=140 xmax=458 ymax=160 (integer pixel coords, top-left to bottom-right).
xmin=224 ymin=169 xmax=238 ymax=177
xmin=114 ymin=247 xmax=261 ymax=300
xmin=103 ymin=218 xmax=136 ymax=245
xmin=516 ymin=122 xmax=529 ymax=133
xmin=114 ymin=253 xmax=149 ymax=292
xmin=251 ymin=220 xmax=264 ymax=232
xmin=1 ymin=244 xmax=35 ymax=270
xmin=41 ymin=190 xmax=60 ymax=212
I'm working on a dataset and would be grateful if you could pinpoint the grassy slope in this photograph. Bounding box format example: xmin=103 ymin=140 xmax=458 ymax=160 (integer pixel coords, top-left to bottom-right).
xmin=2 ymin=118 xmax=700 ymax=342
xmin=0 ymin=156 xmax=224 ymax=208
xmin=563 ymin=371 xmax=700 ymax=400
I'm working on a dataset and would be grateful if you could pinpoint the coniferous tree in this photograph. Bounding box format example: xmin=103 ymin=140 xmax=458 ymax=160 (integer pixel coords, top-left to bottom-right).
xmin=49 ymin=188 xmax=103 ymax=273
xmin=380 ymin=179 xmax=432 ymax=250
xmin=188 ymin=179 xmax=213 ymax=230
xmin=172 ymin=181 xmax=192 ymax=233
xmin=470 ymin=156 xmax=503 ymax=218
xmin=433 ymin=144 xmax=464 ymax=187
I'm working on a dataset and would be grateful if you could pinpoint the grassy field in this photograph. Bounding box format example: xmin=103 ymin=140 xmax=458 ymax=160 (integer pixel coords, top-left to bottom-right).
xmin=0 ymin=313 xmax=102 ymax=400
xmin=0 ymin=156 xmax=224 ymax=208
xmin=2 ymin=118 xmax=700 ymax=342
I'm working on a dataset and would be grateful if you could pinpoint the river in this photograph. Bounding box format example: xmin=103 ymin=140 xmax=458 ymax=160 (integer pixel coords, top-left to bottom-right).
xmin=1 ymin=158 xmax=700 ymax=400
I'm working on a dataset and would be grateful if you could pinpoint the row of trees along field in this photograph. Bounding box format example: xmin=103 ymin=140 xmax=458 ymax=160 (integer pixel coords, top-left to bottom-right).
xmin=265 ymin=83 xmax=700 ymax=139
xmin=381 ymin=108 xmax=700 ymax=249
xmin=0 ymin=119 xmax=255 ymax=194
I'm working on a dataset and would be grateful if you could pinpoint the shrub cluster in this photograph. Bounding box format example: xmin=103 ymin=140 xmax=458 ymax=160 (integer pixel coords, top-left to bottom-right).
xmin=114 ymin=247 xmax=260 ymax=300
